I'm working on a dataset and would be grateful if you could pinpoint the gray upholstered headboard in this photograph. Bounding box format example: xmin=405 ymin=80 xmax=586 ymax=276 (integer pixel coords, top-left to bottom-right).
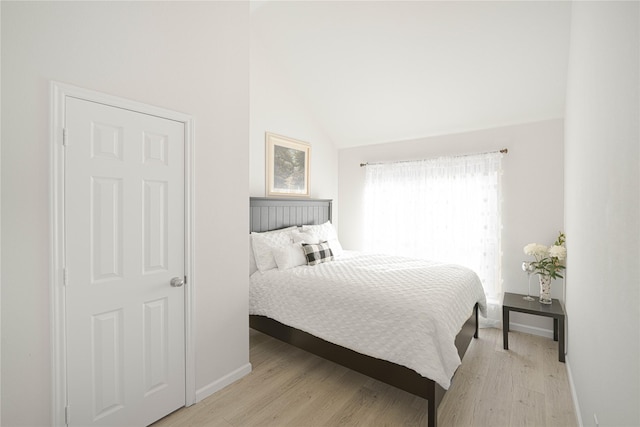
xmin=249 ymin=197 xmax=332 ymax=233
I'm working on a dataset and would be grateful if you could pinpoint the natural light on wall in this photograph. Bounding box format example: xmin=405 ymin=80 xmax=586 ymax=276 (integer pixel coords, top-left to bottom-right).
xmin=363 ymin=151 xmax=503 ymax=325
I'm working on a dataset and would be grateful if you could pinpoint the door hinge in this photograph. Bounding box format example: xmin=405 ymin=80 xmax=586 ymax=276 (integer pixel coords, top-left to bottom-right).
xmin=62 ymin=128 xmax=68 ymax=146
xmin=65 ymin=405 xmax=70 ymax=424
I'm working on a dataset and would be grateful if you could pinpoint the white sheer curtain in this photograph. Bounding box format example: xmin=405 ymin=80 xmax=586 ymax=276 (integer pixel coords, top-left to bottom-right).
xmin=363 ymin=152 xmax=503 ymax=318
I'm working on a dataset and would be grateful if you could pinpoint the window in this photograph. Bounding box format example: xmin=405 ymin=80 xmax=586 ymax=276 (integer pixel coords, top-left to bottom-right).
xmin=363 ymin=151 xmax=503 ymax=304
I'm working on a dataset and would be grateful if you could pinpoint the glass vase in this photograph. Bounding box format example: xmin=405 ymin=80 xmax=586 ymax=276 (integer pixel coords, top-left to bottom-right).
xmin=538 ymin=274 xmax=552 ymax=304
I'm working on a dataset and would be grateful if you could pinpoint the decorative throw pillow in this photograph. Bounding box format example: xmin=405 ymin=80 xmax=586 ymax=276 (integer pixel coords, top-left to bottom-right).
xmin=301 ymin=241 xmax=334 ymax=266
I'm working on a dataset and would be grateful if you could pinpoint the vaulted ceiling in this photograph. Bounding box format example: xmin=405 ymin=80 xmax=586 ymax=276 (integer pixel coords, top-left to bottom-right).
xmin=251 ymin=1 xmax=572 ymax=148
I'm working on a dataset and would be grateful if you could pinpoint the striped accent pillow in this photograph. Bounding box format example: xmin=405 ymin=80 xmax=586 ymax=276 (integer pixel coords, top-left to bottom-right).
xmin=301 ymin=241 xmax=334 ymax=266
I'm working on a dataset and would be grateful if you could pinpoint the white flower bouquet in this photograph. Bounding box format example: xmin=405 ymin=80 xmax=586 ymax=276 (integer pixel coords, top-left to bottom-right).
xmin=523 ymin=232 xmax=566 ymax=279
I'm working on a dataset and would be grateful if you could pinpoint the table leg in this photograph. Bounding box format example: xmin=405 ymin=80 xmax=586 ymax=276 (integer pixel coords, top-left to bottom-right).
xmin=554 ymin=318 xmax=558 ymax=341
xmin=558 ymin=316 xmax=565 ymax=363
xmin=502 ymin=307 xmax=509 ymax=350
xmin=474 ymin=304 xmax=479 ymax=339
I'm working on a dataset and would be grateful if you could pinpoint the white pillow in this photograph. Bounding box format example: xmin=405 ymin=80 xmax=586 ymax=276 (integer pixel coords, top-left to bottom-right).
xmin=273 ymin=242 xmax=307 ymax=270
xmin=302 ymin=221 xmax=337 ymax=240
xmin=302 ymin=221 xmax=344 ymax=257
xmin=326 ymin=237 xmax=344 ymax=257
xmin=250 ymin=226 xmax=297 ymax=272
xmin=249 ymin=237 xmax=258 ymax=275
xmin=291 ymin=229 xmax=320 ymax=244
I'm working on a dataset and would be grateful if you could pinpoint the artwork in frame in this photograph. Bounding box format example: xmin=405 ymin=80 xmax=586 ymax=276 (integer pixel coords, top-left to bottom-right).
xmin=265 ymin=132 xmax=311 ymax=197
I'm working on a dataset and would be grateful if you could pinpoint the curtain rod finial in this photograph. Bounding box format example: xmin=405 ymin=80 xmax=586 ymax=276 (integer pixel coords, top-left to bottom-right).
xmin=360 ymin=162 xmax=368 ymax=167
xmin=500 ymin=148 xmax=508 ymax=154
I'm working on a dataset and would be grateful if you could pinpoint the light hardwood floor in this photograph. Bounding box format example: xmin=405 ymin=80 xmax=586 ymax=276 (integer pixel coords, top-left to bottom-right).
xmin=154 ymin=327 xmax=578 ymax=427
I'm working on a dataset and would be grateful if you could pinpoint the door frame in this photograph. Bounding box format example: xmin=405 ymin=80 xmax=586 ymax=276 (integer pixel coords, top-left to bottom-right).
xmin=49 ymin=81 xmax=196 ymax=426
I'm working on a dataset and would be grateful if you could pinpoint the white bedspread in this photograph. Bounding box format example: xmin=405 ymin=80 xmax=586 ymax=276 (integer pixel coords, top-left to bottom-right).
xmin=249 ymin=251 xmax=487 ymax=389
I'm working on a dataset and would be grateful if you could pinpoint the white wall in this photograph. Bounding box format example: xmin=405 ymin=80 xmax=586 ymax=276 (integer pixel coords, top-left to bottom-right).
xmin=245 ymin=1 xmax=571 ymax=149
xmin=0 ymin=6 xmax=2 ymax=424
xmin=0 ymin=3 xmax=3 ymax=423
xmin=339 ymin=119 xmax=565 ymax=333
xmin=1 ymin=2 xmax=250 ymax=425
xmin=250 ymin=7 xmax=339 ymax=208
xmin=564 ymin=2 xmax=639 ymax=426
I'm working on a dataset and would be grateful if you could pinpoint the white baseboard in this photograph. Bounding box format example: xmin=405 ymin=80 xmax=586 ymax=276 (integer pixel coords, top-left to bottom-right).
xmin=508 ymin=321 xmax=554 ymax=339
xmin=195 ymin=363 xmax=252 ymax=403
xmin=565 ymin=356 xmax=584 ymax=427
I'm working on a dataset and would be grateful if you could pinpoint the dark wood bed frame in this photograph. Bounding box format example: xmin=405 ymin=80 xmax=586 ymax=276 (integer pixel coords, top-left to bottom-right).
xmin=249 ymin=197 xmax=479 ymax=427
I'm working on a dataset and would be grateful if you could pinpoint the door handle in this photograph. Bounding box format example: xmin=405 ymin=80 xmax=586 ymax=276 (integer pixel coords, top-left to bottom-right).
xmin=170 ymin=277 xmax=185 ymax=287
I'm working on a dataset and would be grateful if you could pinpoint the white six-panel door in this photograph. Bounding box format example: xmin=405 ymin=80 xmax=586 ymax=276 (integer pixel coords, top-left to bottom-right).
xmin=64 ymin=97 xmax=186 ymax=426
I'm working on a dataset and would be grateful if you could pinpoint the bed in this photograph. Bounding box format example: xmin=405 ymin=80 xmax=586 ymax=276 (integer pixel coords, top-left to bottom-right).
xmin=249 ymin=197 xmax=486 ymax=427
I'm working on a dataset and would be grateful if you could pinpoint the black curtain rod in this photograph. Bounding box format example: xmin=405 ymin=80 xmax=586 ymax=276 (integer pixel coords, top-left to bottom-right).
xmin=359 ymin=148 xmax=508 ymax=167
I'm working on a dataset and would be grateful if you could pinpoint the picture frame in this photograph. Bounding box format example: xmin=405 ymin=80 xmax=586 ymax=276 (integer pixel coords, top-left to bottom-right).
xmin=265 ymin=132 xmax=311 ymax=197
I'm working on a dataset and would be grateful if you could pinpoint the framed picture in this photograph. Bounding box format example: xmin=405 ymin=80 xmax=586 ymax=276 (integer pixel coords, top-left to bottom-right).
xmin=265 ymin=132 xmax=311 ymax=197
